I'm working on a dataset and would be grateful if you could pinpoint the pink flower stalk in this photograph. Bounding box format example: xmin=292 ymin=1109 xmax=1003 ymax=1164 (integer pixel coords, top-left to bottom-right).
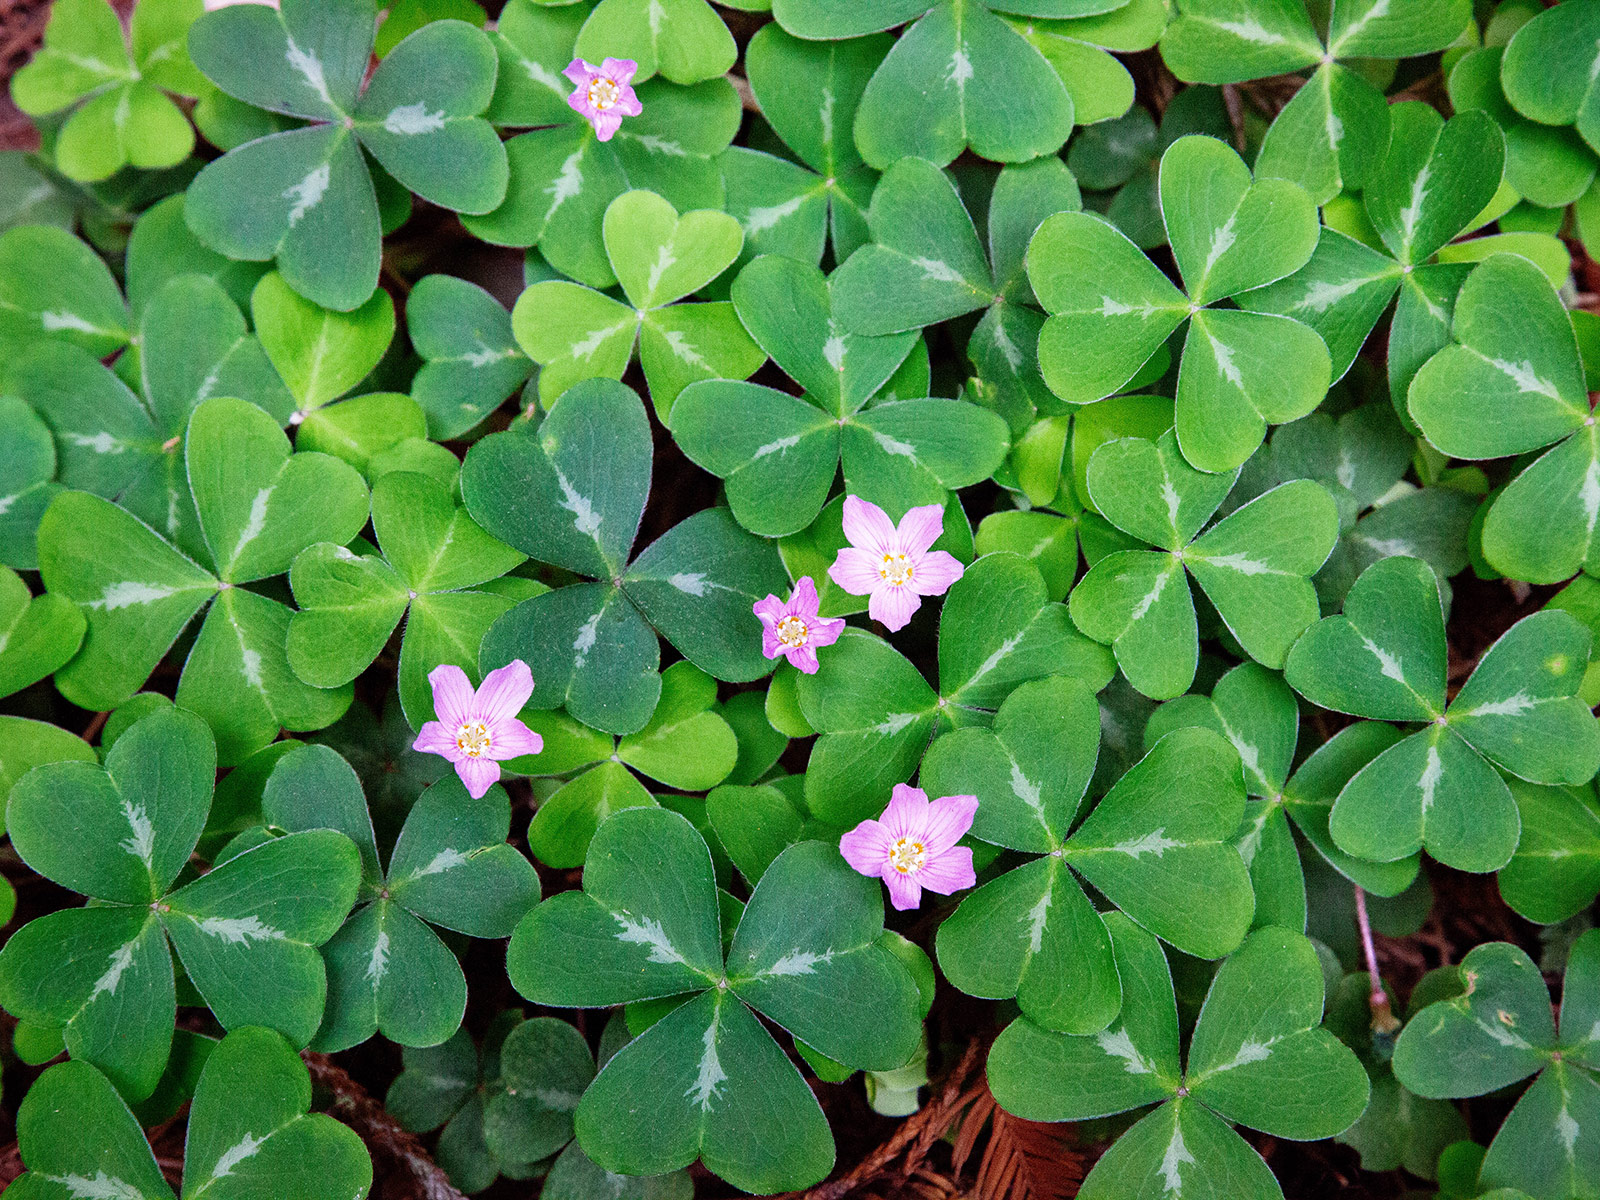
xmin=827 ymin=496 xmax=965 ymax=632
xmin=563 ymin=57 xmax=643 ymax=142
xmin=203 ymin=0 xmax=278 ymax=8
xmin=752 ymin=576 xmax=845 ymax=675
xmin=839 ymin=784 xmax=978 ymax=911
xmin=413 ymin=661 xmax=543 ymax=799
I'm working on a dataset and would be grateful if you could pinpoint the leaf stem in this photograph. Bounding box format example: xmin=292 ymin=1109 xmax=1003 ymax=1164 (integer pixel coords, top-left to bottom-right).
xmin=1353 ymin=884 xmax=1400 ymax=1036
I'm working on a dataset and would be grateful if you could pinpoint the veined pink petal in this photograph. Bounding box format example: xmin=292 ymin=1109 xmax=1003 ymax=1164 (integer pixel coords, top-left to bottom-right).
xmin=615 ymin=87 xmax=644 ymax=117
xmin=879 ymin=783 xmax=929 ymax=842
xmin=567 ymin=92 xmax=599 ymax=121
xmin=457 ymin=756 xmax=501 ymax=800
xmin=563 ymin=58 xmax=595 ymax=85
xmin=489 ymin=718 xmax=544 ymax=761
xmin=869 ymin=583 xmax=920 ymax=632
xmin=839 ymin=820 xmax=891 ymax=876
xmin=921 ymin=794 xmax=979 ymax=857
xmin=753 ymin=593 xmax=786 ymax=623
xmin=413 ymin=721 xmax=462 ymax=761
xmin=841 ymin=495 xmax=897 ymax=556
xmin=916 ymin=846 xmax=976 ymax=896
xmin=762 ymin=626 xmax=784 ymax=660
xmin=911 ymin=550 xmax=964 ymax=597
xmin=829 ymin=546 xmax=882 ymax=596
xmin=601 ymin=57 xmax=639 ymax=83
xmin=476 ymin=660 xmax=534 ymax=724
xmin=593 ymin=111 xmax=624 ymax=142
xmin=809 ymin=615 xmax=846 ymax=648
xmin=428 ymin=664 xmax=476 ymax=728
xmin=791 ymin=575 xmax=821 ymax=619
xmin=883 ymin=870 xmax=923 ymax=911
xmin=788 ymin=644 xmax=820 ymax=674
xmin=895 ymin=503 xmax=946 ymax=557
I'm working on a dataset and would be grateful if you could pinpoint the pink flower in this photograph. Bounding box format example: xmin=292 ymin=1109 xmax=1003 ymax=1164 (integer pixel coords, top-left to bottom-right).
xmin=752 ymin=576 xmax=845 ymax=675
xmin=563 ymin=57 xmax=643 ymax=142
xmin=412 ymin=661 xmax=543 ymax=799
xmin=839 ymin=784 xmax=978 ymax=911
xmin=827 ymin=496 xmax=965 ymax=632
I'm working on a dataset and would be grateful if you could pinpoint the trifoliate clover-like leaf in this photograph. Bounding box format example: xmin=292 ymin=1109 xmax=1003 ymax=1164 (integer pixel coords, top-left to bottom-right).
xmin=186 ymin=0 xmax=507 ymax=311
xmin=0 ymin=709 xmax=361 ymax=1101
xmin=930 ymin=699 xmax=1254 ymax=1034
xmin=406 ymin=273 xmax=534 ymax=440
xmin=463 ymin=379 xmax=788 ymax=735
xmin=1285 ymin=555 xmax=1600 ymax=872
xmin=1393 ymin=930 xmax=1600 ymax=1200
xmin=0 ymin=565 xmax=84 ymax=702
xmin=260 ymin=743 xmax=539 ymax=1051
xmin=511 ymin=189 xmax=764 ymax=416
xmin=0 ymin=224 xmax=130 ymax=357
xmin=1241 ymin=104 xmax=1507 ymax=386
xmin=519 ymin=661 xmax=740 ymax=868
xmin=1404 ymin=253 xmax=1600 ymax=584
xmin=508 ymin=806 xmax=924 ymax=1194
xmin=1028 ymin=135 xmax=1329 ymax=471
xmin=1497 ymin=777 xmax=1600 ymax=926
xmin=989 ymin=916 xmax=1370 ymax=1200
xmin=288 ymin=469 xmax=527 ymax=727
xmin=37 ymin=396 xmax=369 ymax=761
xmin=10 ymin=0 xmax=207 ymax=183
xmin=1069 ymin=429 xmax=1339 ymax=699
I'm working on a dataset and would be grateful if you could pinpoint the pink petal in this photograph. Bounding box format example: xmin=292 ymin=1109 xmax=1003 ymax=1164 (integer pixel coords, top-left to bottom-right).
xmin=601 ymin=58 xmax=639 ymax=84
xmin=788 ymin=645 xmax=820 ymax=674
xmin=563 ymin=59 xmax=595 ymax=85
xmin=883 ymin=870 xmax=923 ymax=911
xmin=413 ymin=721 xmax=461 ymax=761
xmin=615 ymin=87 xmax=644 ymax=117
xmin=921 ymin=794 xmax=979 ymax=857
xmin=428 ymin=664 xmax=476 ymax=728
xmin=809 ymin=615 xmax=846 ymax=649
xmin=895 ymin=503 xmax=947 ymax=556
xmin=869 ymin=584 xmax=920 ymax=632
xmin=475 ymin=660 xmax=534 ymax=725
xmin=829 ymin=546 xmax=882 ymax=596
xmin=593 ymin=112 xmax=624 ymax=142
xmin=791 ymin=576 xmax=821 ymax=620
xmin=753 ymin=594 xmax=786 ymax=623
xmin=879 ymin=783 xmax=929 ymax=842
xmin=911 ymin=550 xmax=964 ymax=597
xmin=841 ymin=495 xmax=897 ymax=556
xmin=840 ymin=820 xmax=891 ymax=876
xmin=916 ymin=846 xmax=976 ymax=897
xmin=489 ymin=718 xmax=544 ymax=761
xmin=567 ymin=93 xmax=598 ymax=121
xmin=456 ymin=756 xmax=501 ymax=800
xmin=762 ymin=627 xmax=784 ymax=659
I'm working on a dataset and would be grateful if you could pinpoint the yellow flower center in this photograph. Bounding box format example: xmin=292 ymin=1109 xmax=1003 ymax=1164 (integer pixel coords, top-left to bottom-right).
xmin=455 ymin=720 xmax=492 ymax=758
xmin=888 ymin=837 xmax=926 ymax=875
xmin=777 ymin=614 xmax=810 ymax=648
xmin=587 ymin=77 xmax=621 ymax=111
xmin=879 ymin=553 xmax=913 ymax=587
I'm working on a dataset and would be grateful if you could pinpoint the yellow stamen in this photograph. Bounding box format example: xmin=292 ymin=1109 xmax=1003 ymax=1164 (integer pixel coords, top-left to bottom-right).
xmin=776 ymin=614 xmax=810 ymax=648
xmin=455 ymin=720 xmax=492 ymax=758
xmin=879 ymin=553 xmax=914 ymax=587
xmin=587 ymin=77 xmax=621 ymax=111
xmin=888 ymin=837 xmax=926 ymax=875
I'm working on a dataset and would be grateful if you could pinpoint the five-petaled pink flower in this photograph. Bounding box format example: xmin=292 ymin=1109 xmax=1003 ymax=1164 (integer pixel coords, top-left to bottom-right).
xmin=753 ymin=576 xmax=845 ymax=675
xmin=413 ymin=661 xmax=543 ymax=799
xmin=827 ymin=496 xmax=964 ymax=632
xmin=564 ymin=57 xmax=643 ymax=142
xmin=839 ymin=784 xmax=978 ymax=911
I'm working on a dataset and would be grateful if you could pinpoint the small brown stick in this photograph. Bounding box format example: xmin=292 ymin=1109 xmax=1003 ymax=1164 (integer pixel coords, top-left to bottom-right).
xmin=728 ymin=72 xmax=760 ymax=114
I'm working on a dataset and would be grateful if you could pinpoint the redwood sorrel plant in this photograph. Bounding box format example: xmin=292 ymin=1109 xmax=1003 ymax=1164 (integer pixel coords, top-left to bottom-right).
xmin=2 ymin=1 xmax=1599 ymax=1198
